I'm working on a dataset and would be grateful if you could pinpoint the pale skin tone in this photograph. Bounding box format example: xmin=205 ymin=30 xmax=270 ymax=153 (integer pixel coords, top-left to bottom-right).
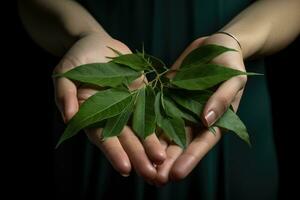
xmin=19 ymin=0 xmax=300 ymax=185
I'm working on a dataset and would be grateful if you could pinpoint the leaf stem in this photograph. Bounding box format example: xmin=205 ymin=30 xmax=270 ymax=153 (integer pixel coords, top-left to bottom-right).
xmin=144 ymin=70 xmax=155 ymax=75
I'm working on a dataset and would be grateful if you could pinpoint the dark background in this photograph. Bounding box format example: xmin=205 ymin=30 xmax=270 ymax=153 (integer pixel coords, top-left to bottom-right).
xmin=4 ymin=1 xmax=299 ymax=199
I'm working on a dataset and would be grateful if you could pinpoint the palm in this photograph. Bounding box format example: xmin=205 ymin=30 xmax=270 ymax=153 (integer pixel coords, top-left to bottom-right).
xmin=54 ymin=33 xmax=166 ymax=181
xmin=154 ymin=35 xmax=246 ymax=185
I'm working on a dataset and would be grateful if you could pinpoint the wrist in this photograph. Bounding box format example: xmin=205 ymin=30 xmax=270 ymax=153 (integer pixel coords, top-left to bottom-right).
xmin=78 ymin=30 xmax=112 ymax=42
xmin=203 ymin=33 xmax=244 ymax=57
xmin=221 ymin=23 xmax=271 ymax=59
xmin=215 ymin=31 xmax=242 ymax=50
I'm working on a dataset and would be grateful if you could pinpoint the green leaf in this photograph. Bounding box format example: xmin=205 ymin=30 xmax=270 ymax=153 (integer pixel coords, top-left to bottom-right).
xmin=171 ymin=91 xmax=250 ymax=145
xmin=208 ymin=126 xmax=217 ymax=135
xmin=143 ymin=54 xmax=167 ymax=71
xmin=181 ymin=44 xmax=237 ymax=68
xmin=162 ymin=117 xmax=187 ymax=149
xmin=85 ymin=121 xmax=106 ymax=129
xmin=215 ymin=109 xmax=251 ymax=146
xmin=111 ymin=53 xmax=150 ymax=71
xmin=123 ymin=74 xmax=142 ymax=88
xmin=171 ymin=63 xmax=256 ymax=90
xmin=56 ymin=89 xmax=132 ymax=148
xmin=154 ymin=92 xmax=187 ymax=148
xmin=56 ymin=44 xmax=258 ymax=148
xmin=107 ymin=46 xmax=123 ymax=56
xmin=102 ymin=97 xmax=135 ymax=138
xmin=55 ymin=62 xmax=140 ymax=87
xmin=132 ymin=86 xmax=156 ymax=139
xmin=170 ymin=92 xmax=206 ymax=116
xmin=163 ymin=96 xmax=198 ymax=123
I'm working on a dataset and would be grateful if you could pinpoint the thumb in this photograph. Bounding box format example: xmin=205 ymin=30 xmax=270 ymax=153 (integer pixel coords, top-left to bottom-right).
xmin=54 ymin=77 xmax=78 ymax=123
xmin=202 ymin=76 xmax=246 ymax=127
xmin=53 ymin=57 xmax=80 ymax=123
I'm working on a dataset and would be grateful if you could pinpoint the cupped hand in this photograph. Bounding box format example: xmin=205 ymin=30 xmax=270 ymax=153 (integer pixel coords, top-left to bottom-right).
xmin=154 ymin=34 xmax=247 ymax=185
xmin=53 ymin=33 xmax=166 ymax=180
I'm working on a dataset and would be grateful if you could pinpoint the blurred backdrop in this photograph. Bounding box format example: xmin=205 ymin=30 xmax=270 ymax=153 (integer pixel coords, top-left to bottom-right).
xmin=5 ymin=1 xmax=299 ymax=199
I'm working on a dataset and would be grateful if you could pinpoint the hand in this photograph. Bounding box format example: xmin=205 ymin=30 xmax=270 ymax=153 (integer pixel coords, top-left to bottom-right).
xmin=53 ymin=33 xmax=166 ymax=180
xmin=154 ymin=34 xmax=247 ymax=185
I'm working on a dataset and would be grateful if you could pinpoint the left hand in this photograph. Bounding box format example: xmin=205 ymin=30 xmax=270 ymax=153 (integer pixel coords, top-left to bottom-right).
xmin=53 ymin=33 xmax=166 ymax=181
xmin=154 ymin=33 xmax=248 ymax=185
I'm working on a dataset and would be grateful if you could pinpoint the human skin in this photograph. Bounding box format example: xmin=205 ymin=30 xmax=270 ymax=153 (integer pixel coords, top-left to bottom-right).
xmin=18 ymin=0 xmax=166 ymax=183
xmin=156 ymin=0 xmax=300 ymax=185
xmin=18 ymin=0 xmax=300 ymax=185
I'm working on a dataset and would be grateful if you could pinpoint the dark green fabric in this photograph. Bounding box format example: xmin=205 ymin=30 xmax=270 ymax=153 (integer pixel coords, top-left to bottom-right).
xmin=58 ymin=0 xmax=278 ymax=199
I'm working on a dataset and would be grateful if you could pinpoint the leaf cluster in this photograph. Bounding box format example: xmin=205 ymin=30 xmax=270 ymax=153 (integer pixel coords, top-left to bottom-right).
xmin=55 ymin=44 xmax=258 ymax=148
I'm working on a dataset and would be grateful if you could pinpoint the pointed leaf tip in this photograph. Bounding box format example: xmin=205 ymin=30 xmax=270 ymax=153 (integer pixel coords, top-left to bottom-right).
xmin=56 ymin=88 xmax=132 ymax=146
xmin=181 ymin=44 xmax=238 ymax=68
xmin=106 ymin=46 xmax=123 ymax=56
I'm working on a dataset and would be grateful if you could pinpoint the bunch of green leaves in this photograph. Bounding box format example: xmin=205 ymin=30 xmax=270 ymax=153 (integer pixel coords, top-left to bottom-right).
xmin=54 ymin=44 xmax=259 ymax=148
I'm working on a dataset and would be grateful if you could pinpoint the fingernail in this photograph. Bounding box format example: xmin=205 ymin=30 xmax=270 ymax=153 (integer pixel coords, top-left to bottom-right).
xmin=205 ymin=110 xmax=216 ymax=126
xmin=121 ymin=173 xmax=130 ymax=177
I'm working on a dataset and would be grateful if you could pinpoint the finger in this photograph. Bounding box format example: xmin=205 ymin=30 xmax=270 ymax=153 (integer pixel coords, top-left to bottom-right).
xmin=231 ymin=90 xmax=243 ymax=112
xmin=86 ymin=128 xmax=131 ymax=177
xmin=158 ymin=135 xmax=169 ymax=151
xmin=170 ymin=128 xmax=221 ymax=180
xmin=54 ymin=77 xmax=78 ymax=122
xmin=53 ymin=57 xmax=81 ymax=122
xmin=78 ymin=84 xmax=131 ymax=176
xmin=128 ymin=75 xmax=146 ymax=91
xmin=202 ymin=75 xmax=246 ymax=127
xmin=154 ymin=144 xmax=183 ymax=186
xmin=77 ymin=86 xmax=99 ymax=105
xmin=154 ymin=127 xmax=191 ymax=185
xmin=118 ymin=126 xmax=157 ymax=181
xmin=143 ymin=134 xmax=166 ymax=165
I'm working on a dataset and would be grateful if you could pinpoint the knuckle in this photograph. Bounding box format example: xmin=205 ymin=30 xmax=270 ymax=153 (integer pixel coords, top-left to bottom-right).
xmin=77 ymin=92 xmax=91 ymax=103
xmin=190 ymin=38 xmax=204 ymax=48
xmin=171 ymin=167 xmax=187 ymax=180
xmin=217 ymin=95 xmax=230 ymax=112
xmin=53 ymin=56 xmax=83 ymax=74
xmin=147 ymin=151 xmax=166 ymax=165
xmin=236 ymin=75 xmax=247 ymax=87
xmin=65 ymin=87 xmax=77 ymax=96
xmin=196 ymin=138 xmax=212 ymax=150
xmin=153 ymin=151 xmax=166 ymax=164
xmin=77 ymin=88 xmax=96 ymax=103
xmin=144 ymin=138 xmax=166 ymax=164
xmin=139 ymin=165 xmax=156 ymax=181
xmin=55 ymin=88 xmax=76 ymax=104
xmin=155 ymin=173 xmax=168 ymax=186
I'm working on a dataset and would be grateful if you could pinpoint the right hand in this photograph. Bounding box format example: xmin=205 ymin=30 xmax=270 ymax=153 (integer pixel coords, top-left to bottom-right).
xmin=154 ymin=35 xmax=247 ymax=185
xmin=53 ymin=32 xmax=166 ymax=180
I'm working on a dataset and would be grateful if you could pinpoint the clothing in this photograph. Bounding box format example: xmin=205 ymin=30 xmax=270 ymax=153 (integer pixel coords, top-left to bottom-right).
xmin=54 ymin=1 xmax=278 ymax=199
